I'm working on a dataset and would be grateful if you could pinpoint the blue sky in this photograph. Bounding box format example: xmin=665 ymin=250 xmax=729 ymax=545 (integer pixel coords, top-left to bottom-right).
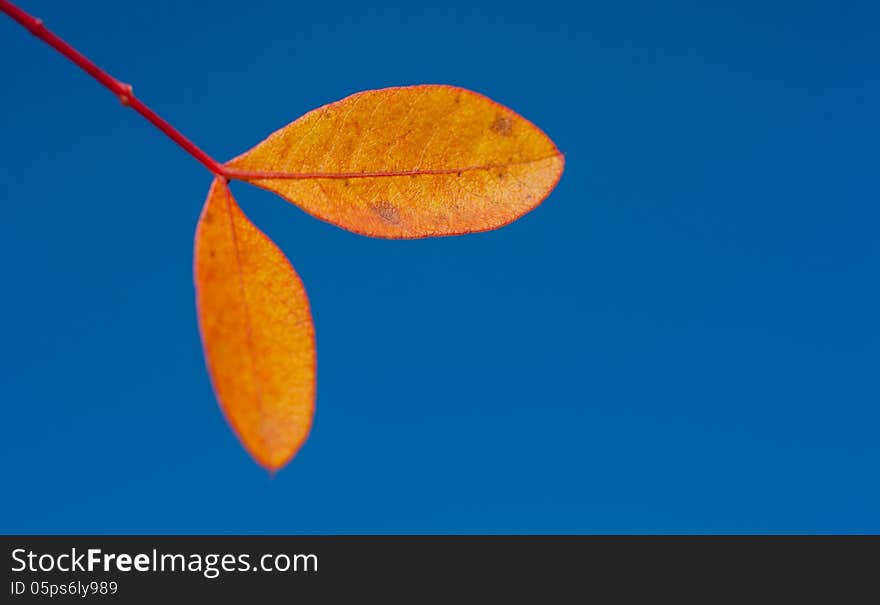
xmin=1 ymin=0 xmax=878 ymax=533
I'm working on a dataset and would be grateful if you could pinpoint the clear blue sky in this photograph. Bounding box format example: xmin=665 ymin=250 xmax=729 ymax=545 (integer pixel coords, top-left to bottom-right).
xmin=1 ymin=0 xmax=878 ymax=533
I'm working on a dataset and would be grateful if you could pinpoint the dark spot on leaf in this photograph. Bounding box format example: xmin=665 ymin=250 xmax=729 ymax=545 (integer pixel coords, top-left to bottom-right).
xmin=343 ymin=179 xmax=350 ymax=187
xmin=372 ymin=201 xmax=401 ymax=225
xmin=210 ymin=250 xmax=216 ymax=258
xmin=497 ymin=169 xmax=506 ymax=179
xmin=203 ymin=211 xmax=215 ymax=225
xmin=490 ymin=115 xmax=513 ymax=136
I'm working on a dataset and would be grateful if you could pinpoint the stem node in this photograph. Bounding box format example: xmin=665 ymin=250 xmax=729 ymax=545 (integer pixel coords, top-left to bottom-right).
xmin=117 ymin=83 xmax=134 ymax=106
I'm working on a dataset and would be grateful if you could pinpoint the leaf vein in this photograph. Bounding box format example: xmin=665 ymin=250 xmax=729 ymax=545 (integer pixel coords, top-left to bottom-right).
xmin=224 ymin=152 xmax=563 ymax=181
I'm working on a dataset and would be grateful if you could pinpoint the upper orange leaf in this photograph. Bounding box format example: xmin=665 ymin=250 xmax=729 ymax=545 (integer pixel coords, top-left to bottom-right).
xmin=225 ymin=85 xmax=564 ymax=238
xmin=194 ymin=178 xmax=316 ymax=471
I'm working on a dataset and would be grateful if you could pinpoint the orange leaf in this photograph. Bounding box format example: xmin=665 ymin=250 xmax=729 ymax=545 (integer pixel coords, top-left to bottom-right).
xmin=194 ymin=178 xmax=316 ymax=471
xmin=225 ymin=85 xmax=564 ymax=238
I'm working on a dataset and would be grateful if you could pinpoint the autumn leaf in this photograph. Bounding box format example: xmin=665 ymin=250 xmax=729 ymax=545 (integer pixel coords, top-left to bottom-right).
xmin=194 ymin=178 xmax=316 ymax=471
xmin=225 ymin=85 xmax=564 ymax=238
xmin=196 ymin=86 xmax=561 ymax=468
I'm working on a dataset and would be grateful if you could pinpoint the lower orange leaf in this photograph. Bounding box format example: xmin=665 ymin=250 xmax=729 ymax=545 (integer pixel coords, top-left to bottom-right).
xmin=194 ymin=178 xmax=316 ymax=471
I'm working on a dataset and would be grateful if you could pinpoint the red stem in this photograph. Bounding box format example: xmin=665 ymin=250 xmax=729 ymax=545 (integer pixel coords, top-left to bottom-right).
xmin=0 ymin=0 xmax=226 ymax=177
